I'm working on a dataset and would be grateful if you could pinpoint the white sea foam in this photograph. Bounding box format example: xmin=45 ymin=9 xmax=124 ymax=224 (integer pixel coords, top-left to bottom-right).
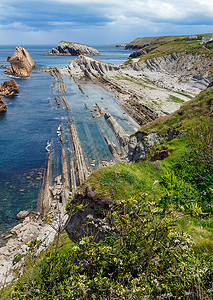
xmin=45 ymin=140 xmax=52 ymax=152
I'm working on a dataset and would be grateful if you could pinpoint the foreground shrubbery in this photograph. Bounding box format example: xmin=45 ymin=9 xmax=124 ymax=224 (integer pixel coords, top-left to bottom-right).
xmin=11 ymin=197 xmax=212 ymax=299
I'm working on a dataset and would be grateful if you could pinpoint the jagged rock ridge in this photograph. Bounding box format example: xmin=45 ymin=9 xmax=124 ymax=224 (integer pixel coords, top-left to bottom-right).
xmin=0 ymin=80 xmax=19 ymax=97
xmin=46 ymin=41 xmax=100 ymax=56
xmin=5 ymin=46 xmax=36 ymax=77
xmin=0 ymin=96 xmax=7 ymax=112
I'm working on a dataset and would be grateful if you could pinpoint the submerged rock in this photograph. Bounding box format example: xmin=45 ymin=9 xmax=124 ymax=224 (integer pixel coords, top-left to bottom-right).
xmin=0 ymin=96 xmax=7 ymax=112
xmin=0 ymin=79 xmax=19 ymax=97
xmin=5 ymin=46 xmax=36 ymax=77
xmin=46 ymin=41 xmax=100 ymax=56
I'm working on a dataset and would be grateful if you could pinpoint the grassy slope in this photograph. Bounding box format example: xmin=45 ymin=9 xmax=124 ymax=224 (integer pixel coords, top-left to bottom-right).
xmin=82 ymin=85 xmax=213 ymax=247
xmin=124 ymin=34 xmax=213 ymax=69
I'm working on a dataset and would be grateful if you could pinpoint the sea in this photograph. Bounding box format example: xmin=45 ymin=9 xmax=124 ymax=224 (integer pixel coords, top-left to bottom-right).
xmin=0 ymin=45 xmax=135 ymax=239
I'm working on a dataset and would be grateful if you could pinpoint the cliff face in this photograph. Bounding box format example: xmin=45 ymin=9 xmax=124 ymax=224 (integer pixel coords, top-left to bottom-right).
xmin=46 ymin=41 xmax=100 ymax=56
xmin=0 ymin=79 xmax=19 ymax=97
xmin=66 ymin=52 xmax=212 ymax=94
xmin=123 ymin=52 xmax=212 ymax=94
xmin=5 ymin=46 xmax=36 ymax=77
xmin=0 ymin=96 xmax=7 ymax=112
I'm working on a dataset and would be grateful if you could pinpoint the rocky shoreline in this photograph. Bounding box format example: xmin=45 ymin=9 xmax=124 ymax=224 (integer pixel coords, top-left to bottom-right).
xmin=1 ymin=46 xmax=212 ymax=288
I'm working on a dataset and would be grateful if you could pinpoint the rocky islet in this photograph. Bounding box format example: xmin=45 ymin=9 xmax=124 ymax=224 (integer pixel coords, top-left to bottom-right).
xmin=5 ymin=46 xmax=36 ymax=77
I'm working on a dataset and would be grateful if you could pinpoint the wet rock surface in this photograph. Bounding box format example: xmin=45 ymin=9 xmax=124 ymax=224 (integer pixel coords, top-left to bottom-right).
xmin=0 ymin=96 xmax=7 ymax=112
xmin=5 ymin=46 xmax=36 ymax=77
xmin=0 ymin=79 xmax=19 ymax=97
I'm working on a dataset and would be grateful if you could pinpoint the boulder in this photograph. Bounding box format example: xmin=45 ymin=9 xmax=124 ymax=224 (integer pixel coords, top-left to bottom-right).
xmin=1 ymin=64 xmax=6 ymax=68
xmin=16 ymin=210 xmax=30 ymax=220
xmin=0 ymin=79 xmax=19 ymax=97
xmin=151 ymin=149 xmax=168 ymax=161
xmin=46 ymin=41 xmax=100 ymax=56
xmin=0 ymin=96 xmax=7 ymax=112
xmin=5 ymin=46 xmax=36 ymax=77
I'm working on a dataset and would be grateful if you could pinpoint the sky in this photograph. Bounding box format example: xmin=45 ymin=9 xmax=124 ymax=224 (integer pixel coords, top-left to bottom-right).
xmin=0 ymin=0 xmax=213 ymax=45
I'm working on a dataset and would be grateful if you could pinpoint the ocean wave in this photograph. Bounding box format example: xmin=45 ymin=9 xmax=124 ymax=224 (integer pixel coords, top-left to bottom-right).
xmin=45 ymin=140 xmax=52 ymax=152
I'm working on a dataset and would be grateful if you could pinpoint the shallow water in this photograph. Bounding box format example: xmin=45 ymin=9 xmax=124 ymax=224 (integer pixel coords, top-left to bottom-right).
xmin=0 ymin=44 xmax=134 ymax=237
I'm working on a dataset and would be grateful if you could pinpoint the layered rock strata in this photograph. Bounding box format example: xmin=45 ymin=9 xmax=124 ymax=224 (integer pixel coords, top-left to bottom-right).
xmin=5 ymin=46 xmax=36 ymax=77
xmin=0 ymin=79 xmax=19 ymax=97
xmin=46 ymin=41 xmax=100 ymax=56
xmin=0 ymin=96 xmax=7 ymax=112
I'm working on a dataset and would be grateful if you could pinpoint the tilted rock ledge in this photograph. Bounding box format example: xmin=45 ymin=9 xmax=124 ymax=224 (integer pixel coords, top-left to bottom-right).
xmin=46 ymin=41 xmax=100 ymax=56
xmin=0 ymin=96 xmax=7 ymax=112
xmin=0 ymin=79 xmax=19 ymax=97
xmin=5 ymin=46 xmax=36 ymax=77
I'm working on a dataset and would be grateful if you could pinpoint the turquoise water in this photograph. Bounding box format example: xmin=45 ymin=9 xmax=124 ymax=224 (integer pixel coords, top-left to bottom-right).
xmin=0 ymin=45 xmax=134 ymax=238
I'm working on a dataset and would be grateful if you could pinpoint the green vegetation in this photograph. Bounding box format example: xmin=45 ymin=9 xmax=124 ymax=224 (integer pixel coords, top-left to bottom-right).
xmin=1 ymin=84 xmax=213 ymax=299
xmin=111 ymin=75 xmax=154 ymax=88
xmin=124 ymin=34 xmax=213 ymax=70
xmin=168 ymin=95 xmax=184 ymax=103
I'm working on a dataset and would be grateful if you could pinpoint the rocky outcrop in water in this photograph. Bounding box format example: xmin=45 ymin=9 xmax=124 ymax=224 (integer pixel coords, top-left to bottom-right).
xmin=0 ymin=80 xmax=19 ymax=97
xmin=46 ymin=41 xmax=100 ymax=56
xmin=0 ymin=96 xmax=7 ymax=112
xmin=5 ymin=46 xmax=36 ymax=77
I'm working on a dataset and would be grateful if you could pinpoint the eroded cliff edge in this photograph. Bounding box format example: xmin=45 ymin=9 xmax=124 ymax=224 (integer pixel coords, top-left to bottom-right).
xmin=61 ymin=51 xmax=212 ymax=126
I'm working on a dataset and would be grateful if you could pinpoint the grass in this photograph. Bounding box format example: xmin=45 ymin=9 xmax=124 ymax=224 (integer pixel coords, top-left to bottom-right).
xmin=169 ymin=95 xmax=185 ymax=103
xmin=177 ymin=216 xmax=213 ymax=255
xmin=111 ymin=75 xmax=156 ymax=89
xmin=79 ymin=161 xmax=165 ymax=202
xmin=176 ymin=91 xmax=194 ymax=99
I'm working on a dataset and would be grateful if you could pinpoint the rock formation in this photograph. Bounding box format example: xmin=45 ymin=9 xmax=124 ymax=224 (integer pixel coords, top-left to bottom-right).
xmin=0 ymin=79 xmax=19 ymax=97
xmin=0 ymin=96 xmax=7 ymax=112
xmin=46 ymin=41 xmax=100 ymax=56
xmin=5 ymin=46 xmax=36 ymax=77
xmin=128 ymin=131 xmax=163 ymax=162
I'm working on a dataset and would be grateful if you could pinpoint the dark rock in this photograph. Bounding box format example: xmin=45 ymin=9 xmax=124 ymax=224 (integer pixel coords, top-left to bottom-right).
xmin=7 ymin=56 xmax=11 ymax=61
xmin=5 ymin=46 xmax=36 ymax=77
xmin=128 ymin=132 xmax=163 ymax=162
xmin=151 ymin=149 xmax=168 ymax=161
xmin=0 ymin=79 xmax=19 ymax=97
xmin=167 ymin=127 xmax=180 ymax=142
xmin=65 ymin=189 xmax=113 ymax=243
xmin=0 ymin=96 xmax=7 ymax=112
xmin=1 ymin=64 xmax=6 ymax=68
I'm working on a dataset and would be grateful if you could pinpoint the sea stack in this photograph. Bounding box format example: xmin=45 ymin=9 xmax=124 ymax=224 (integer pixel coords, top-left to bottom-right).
xmin=5 ymin=46 xmax=36 ymax=77
xmin=0 ymin=96 xmax=7 ymax=112
xmin=0 ymin=79 xmax=19 ymax=97
xmin=46 ymin=41 xmax=100 ymax=56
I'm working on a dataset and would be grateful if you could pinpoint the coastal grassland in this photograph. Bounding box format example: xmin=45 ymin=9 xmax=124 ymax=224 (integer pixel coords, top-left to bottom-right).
xmin=79 ymin=160 xmax=165 ymax=201
xmin=2 ymin=86 xmax=213 ymax=299
xmin=124 ymin=34 xmax=213 ymax=66
xmin=6 ymin=134 xmax=213 ymax=298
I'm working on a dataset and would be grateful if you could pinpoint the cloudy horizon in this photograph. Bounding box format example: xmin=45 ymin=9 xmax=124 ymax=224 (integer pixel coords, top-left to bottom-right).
xmin=0 ymin=0 xmax=213 ymax=45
